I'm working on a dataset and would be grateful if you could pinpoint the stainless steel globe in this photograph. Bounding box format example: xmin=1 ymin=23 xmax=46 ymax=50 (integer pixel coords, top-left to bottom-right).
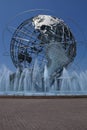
xmin=10 ymin=15 xmax=76 ymax=78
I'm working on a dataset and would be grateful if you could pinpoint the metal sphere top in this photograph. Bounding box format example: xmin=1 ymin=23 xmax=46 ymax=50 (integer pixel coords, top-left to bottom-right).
xmin=10 ymin=14 xmax=76 ymax=77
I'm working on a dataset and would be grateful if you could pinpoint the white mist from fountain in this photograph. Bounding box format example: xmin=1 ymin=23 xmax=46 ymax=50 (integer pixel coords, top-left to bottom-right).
xmin=0 ymin=64 xmax=87 ymax=95
xmin=44 ymin=65 xmax=50 ymax=93
xmin=0 ymin=66 xmax=12 ymax=93
xmin=60 ymin=68 xmax=87 ymax=95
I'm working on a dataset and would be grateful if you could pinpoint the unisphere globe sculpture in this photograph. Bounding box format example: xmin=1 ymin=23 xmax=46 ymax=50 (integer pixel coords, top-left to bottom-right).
xmin=10 ymin=15 xmax=76 ymax=78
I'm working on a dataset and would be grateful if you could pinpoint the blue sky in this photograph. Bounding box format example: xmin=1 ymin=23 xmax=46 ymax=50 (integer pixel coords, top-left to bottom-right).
xmin=0 ymin=0 xmax=87 ymax=72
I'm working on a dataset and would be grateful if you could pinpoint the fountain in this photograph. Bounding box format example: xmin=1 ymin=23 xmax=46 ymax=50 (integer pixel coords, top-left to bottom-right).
xmin=0 ymin=64 xmax=87 ymax=96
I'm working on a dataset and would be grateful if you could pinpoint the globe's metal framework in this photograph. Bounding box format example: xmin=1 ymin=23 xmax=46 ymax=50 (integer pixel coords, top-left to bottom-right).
xmin=10 ymin=15 xmax=76 ymax=77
